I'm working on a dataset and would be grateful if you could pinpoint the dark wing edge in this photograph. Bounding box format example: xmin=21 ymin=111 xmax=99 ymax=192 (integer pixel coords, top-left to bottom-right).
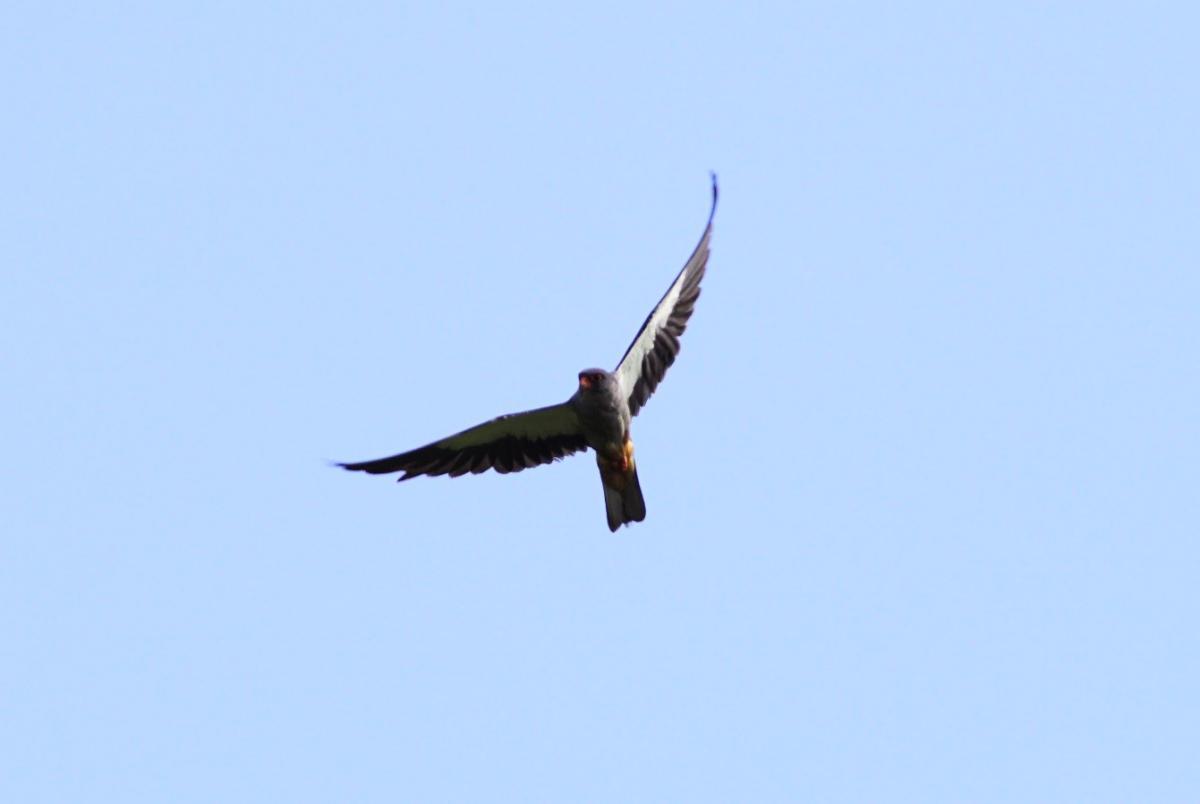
xmin=614 ymin=173 xmax=717 ymax=416
xmin=337 ymin=402 xmax=588 ymax=481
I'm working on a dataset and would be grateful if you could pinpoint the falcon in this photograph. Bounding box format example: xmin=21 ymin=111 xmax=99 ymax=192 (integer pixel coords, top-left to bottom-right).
xmin=339 ymin=175 xmax=717 ymax=531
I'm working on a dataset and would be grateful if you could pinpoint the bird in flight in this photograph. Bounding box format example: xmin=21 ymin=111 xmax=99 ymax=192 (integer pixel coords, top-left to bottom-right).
xmin=338 ymin=175 xmax=717 ymax=531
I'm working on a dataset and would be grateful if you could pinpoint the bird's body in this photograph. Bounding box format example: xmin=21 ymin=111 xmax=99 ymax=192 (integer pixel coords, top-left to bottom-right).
xmin=570 ymin=368 xmax=644 ymax=530
xmin=339 ymin=176 xmax=717 ymax=531
xmin=570 ymin=369 xmax=629 ymax=453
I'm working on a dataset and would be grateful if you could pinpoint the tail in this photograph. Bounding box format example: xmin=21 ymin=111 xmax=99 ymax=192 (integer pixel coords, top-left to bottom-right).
xmin=601 ymin=465 xmax=647 ymax=532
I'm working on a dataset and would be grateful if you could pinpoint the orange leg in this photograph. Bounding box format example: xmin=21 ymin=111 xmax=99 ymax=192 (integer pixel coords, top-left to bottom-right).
xmin=597 ymin=438 xmax=636 ymax=489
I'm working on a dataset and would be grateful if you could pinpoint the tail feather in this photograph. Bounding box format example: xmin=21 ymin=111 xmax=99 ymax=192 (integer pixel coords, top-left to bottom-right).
xmin=601 ymin=466 xmax=646 ymax=532
xmin=623 ymin=466 xmax=646 ymax=523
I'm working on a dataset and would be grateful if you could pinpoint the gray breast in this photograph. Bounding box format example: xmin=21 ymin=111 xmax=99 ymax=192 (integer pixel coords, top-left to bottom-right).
xmin=572 ymin=386 xmax=629 ymax=449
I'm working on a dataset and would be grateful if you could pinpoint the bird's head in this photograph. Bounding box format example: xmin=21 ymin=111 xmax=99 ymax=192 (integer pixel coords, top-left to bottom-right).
xmin=577 ymin=369 xmax=610 ymax=392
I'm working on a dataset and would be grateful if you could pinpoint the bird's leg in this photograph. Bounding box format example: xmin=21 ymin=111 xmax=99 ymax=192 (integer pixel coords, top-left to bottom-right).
xmin=596 ymin=439 xmax=635 ymax=487
xmin=622 ymin=438 xmax=636 ymax=472
xmin=600 ymin=439 xmax=635 ymax=473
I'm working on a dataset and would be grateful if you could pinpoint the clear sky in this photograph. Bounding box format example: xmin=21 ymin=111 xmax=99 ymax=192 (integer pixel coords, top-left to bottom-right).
xmin=4 ymin=3 xmax=1197 ymax=801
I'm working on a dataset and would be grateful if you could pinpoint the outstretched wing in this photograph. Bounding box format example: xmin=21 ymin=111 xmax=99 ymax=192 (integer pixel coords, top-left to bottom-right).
xmin=338 ymin=402 xmax=587 ymax=480
xmin=614 ymin=174 xmax=717 ymax=417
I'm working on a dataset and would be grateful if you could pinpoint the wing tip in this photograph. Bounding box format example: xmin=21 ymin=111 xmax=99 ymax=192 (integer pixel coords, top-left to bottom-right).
xmin=707 ymin=171 xmax=719 ymax=223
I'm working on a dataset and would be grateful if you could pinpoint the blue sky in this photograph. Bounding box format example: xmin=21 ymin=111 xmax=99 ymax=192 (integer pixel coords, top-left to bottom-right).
xmin=3 ymin=3 xmax=1197 ymax=801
